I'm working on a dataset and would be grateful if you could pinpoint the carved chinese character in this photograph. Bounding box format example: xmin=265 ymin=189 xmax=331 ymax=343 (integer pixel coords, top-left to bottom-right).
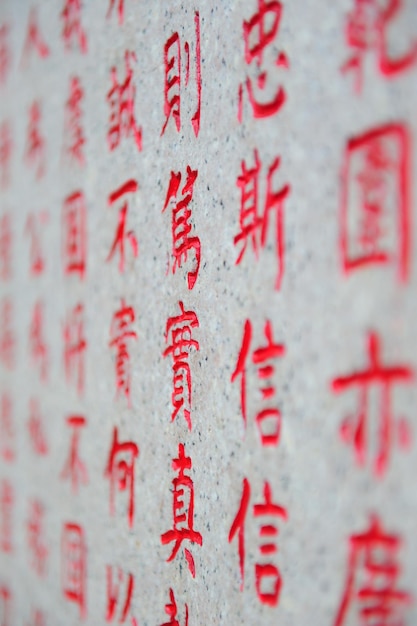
xmin=161 ymin=12 xmax=201 ymax=137
xmin=229 ymin=479 xmax=287 ymax=606
xmin=0 ymin=393 xmax=14 ymax=462
xmin=63 ymin=77 xmax=86 ymax=166
xmin=63 ymin=303 xmax=86 ymax=396
xmin=61 ymin=0 xmax=87 ymax=53
xmin=163 ymin=166 xmax=201 ymax=289
xmin=22 ymin=8 xmax=50 ymax=64
xmin=160 ymin=588 xmax=188 ymax=626
xmin=105 ymin=427 xmax=139 ymax=528
xmin=163 ymin=302 xmax=200 ymax=430
xmin=25 ymin=101 xmax=46 ymax=179
xmin=27 ymin=397 xmax=48 ymax=457
xmin=29 ymin=300 xmax=48 ymax=382
xmin=238 ymin=0 xmax=288 ymax=121
xmin=235 ymin=149 xmax=290 ymax=290
xmin=0 ymin=213 xmax=12 ymax=281
xmin=0 ymin=297 xmax=14 ymax=370
xmin=107 ymin=0 xmax=124 ymax=24
xmin=61 ymin=416 xmax=88 ymax=493
xmin=0 ymin=480 xmax=13 ymax=554
xmin=341 ymin=123 xmax=412 ymax=282
xmin=232 ymin=319 xmax=285 ymax=445
xmin=62 ymin=191 xmax=87 ymax=278
xmin=333 ymin=514 xmax=412 ymax=625
xmin=106 ymin=565 xmax=137 ymax=624
xmin=61 ymin=522 xmax=87 ymax=619
xmin=0 ymin=586 xmax=11 ymax=626
xmin=0 ymin=24 xmax=11 ymax=86
xmin=107 ymin=51 xmax=142 ymax=152
xmin=0 ymin=121 xmax=12 ymax=189
xmin=332 ymin=330 xmax=414 ymax=476
xmin=107 ymin=180 xmax=139 ymax=272
xmin=161 ymin=443 xmax=202 ymax=577
xmin=27 ymin=499 xmax=48 ymax=578
xmin=342 ymin=0 xmax=417 ymax=93
xmin=109 ymin=300 xmax=137 ymax=406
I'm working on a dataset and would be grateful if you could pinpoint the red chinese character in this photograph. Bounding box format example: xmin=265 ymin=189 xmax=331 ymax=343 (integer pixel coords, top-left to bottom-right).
xmin=29 ymin=300 xmax=48 ymax=382
xmin=27 ymin=397 xmax=48 ymax=457
xmin=341 ymin=123 xmax=411 ymax=283
xmin=161 ymin=11 xmax=201 ymax=137
xmin=332 ymin=330 xmax=414 ymax=477
xmin=27 ymin=499 xmax=48 ymax=578
xmin=25 ymin=101 xmax=46 ymax=179
xmin=107 ymin=180 xmax=138 ymax=272
xmin=342 ymin=0 xmax=417 ymax=93
xmin=107 ymin=51 xmax=142 ymax=152
xmin=161 ymin=443 xmax=202 ymax=578
xmin=0 ymin=586 xmax=11 ymax=626
xmin=61 ymin=416 xmax=88 ymax=493
xmin=62 ymin=191 xmax=86 ymax=278
xmin=160 ymin=588 xmax=188 ymax=626
xmin=235 ymin=149 xmax=290 ymax=290
xmin=0 ymin=480 xmax=13 ymax=554
xmin=238 ymin=0 xmax=288 ymax=121
xmin=163 ymin=166 xmax=201 ymax=289
xmin=22 ymin=8 xmax=50 ymax=63
xmin=61 ymin=0 xmax=87 ymax=53
xmin=61 ymin=522 xmax=87 ymax=619
xmin=63 ymin=77 xmax=86 ymax=166
xmin=0 ymin=297 xmax=14 ymax=370
xmin=232 ymin=319 xmax=285 ymax=446
xmin=25 ymin=211 xmax=48 ymax=276
xmin=163 ymin=301 xmax=199 ymax=431
xmin=107 ymin=0 xmax=124 ymax=24
xmin=105 ymin=427 xmax=139 ymax=528
xmin=0 ymin=213 xmax=11 ymax=281
xmin=229 ymin=478 xmax=287 ymax=606
xmin=0 ymin=24 xmax=11 ymax=86
xmin=63 ymin=303 xmax=86 ymax=396
xmin=109 ymin=300 xmax=137 ymax=406
xmin=106 ymin=565 xmax=137 ymax=625
xmin=0 ymin=393 xmax=14 ymax=462
xmin=0 ymin=121 xmax=12 ymax=189
xmin=334 ymin=514 xmax=412 ymax=625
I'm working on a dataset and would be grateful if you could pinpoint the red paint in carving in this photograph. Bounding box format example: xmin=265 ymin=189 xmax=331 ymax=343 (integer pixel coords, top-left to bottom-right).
xmin=64 ymin=77 xmax=86 ymax=166
xmin=0 ymin=393 xmax=13 ymax=462
xmin=0 ymin=24 xmax=11 ymax=86
xmin=334 ymin=514 xmax=412 ymax=625
xmin=27 ymin=499 xmax=48 ymax=578
xmin=0 ymin=479 xmax=13 ymax=553
xmin=107 ymin=0 xmax=124 ymax=24
xmin=63 ymin=191 xmax=86 ymax=278
xmin=239 ymin=0 xmax=288 ymax=121
xmin=229 ymin=479 xmax=287 ymax=606
xmin=109 ymin=300 xmax=137 ymax=406
xmin=29 ymin=300 xmax=48 ymax=382
xmin=61 ymin=522 xmax=87 ymax=619
xmin=0 ymin=121 xmax=12 ymax=189
xmin=25 ymin=101 xmax=46 ymax=179
xmin=332 ymin=330 xmax=414 ymax=477
xmin=105 ymin=427 xmax=139 ymax=528
xmin=28 ymin=397 xmax=48 ymax=457
xmin=161 ymin=443 xmax=203 ymax=577
xmin=0 ymin=297 xmax=14 ymax=370
xmin=232 ymin=319 xmax=285 ymax=445
xmin=25 ymin=211 xmax=48 ymax=276
xmin=22 ymin=8 xmax=50 ymax=63
xmin=161 ymin=12 xmax=201 ymax=137
xmin=107 ymin=180 xmax=139 ymax=272
xmin=160 ymin=588 xmax=188 ymax=626
xmin=163 ymin=302 xmax=200 ymax=430
xmin=163 ymin=166 xmax=201 ymax=289
xmin=235 ymin=149 xmax=290 ymax=290
xmin=342 ymin=0 xmax=417 ymax=93
xmin=106 ymin=566 xmax=136 ymax=624
xmin=340 ymin=123 xmax=411 ymax=282
xmin=63 ymin=303 xmax=86 ymax=396
xmin=108 ymin=51 xmax=142 ymax=152
xmin=61 ymin=0 xmax=87 ymax=53
xmin=0 ymin=213 xmax=12 ymax=281
xmin=61 ymin=416 xmax=88 ymax=493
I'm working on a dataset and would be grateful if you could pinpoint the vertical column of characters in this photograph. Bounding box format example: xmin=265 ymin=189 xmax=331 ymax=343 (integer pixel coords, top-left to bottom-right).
xmin=58 ymin=3 xmax=89 ymax=623
xmin=101 ymin=9 xmax=141 ymax=626
xmin=0 ymin=16 xmax=15 ymax=626
xmin=228 ymin=0 xmax=291 ymax=615
xmin=159 ymin=10 xmax=202 ymax=626
xmin=328 ymin=4 xmax=416 ymax=623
